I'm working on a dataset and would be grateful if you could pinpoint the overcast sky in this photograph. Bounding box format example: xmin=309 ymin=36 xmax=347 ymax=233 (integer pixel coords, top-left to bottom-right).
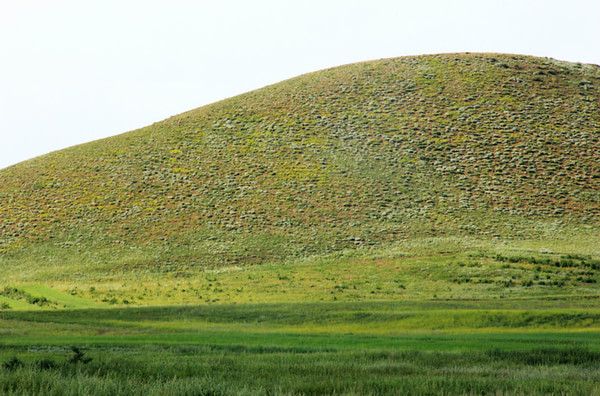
xmin=1 ymin=0 xmax=599 ymax=169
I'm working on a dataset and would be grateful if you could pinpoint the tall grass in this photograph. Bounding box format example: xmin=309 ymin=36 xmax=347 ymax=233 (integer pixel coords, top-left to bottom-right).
xmin=1 ymin=348 xmax=599 ymax=395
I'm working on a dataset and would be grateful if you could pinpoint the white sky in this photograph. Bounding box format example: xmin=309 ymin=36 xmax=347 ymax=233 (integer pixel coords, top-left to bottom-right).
xmin=1 ymin=0 xmax=599 ymax=169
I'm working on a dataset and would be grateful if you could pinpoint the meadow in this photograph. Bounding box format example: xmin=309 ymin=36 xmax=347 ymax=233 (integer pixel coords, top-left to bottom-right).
xmin=1 ymin=302 xmax=600 ymax=395
xmin=1 ymin=236 xmax=600 ymax=394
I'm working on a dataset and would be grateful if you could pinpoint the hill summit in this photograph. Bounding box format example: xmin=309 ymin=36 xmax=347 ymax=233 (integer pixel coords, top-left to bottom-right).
xmin=0 ymin=53 xmax=598 ymax=270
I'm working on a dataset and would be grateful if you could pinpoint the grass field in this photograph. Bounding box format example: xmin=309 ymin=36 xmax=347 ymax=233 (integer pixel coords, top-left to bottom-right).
xmin=1 ymin=237 xmax=599 ymax=394
xmin=1 ymin=302 xmax=600 ymax=395
xmin=1 ymin=235 xmax=599 ymax=308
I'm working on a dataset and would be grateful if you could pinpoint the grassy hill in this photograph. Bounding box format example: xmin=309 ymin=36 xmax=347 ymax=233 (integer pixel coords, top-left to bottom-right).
xmin=1 ymin=53 xmax=600 ymax=394
xmin=0 ymin=53 xmax=599 ymax=305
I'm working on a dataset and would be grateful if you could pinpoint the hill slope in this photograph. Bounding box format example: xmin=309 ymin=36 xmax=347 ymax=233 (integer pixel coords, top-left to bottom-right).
xmin=0 ymin=53 xmax=599 ymax=276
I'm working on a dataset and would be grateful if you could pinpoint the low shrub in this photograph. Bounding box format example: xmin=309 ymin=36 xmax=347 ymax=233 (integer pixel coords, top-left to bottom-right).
xmin=2 ymin=357 xmax=23 ymax=371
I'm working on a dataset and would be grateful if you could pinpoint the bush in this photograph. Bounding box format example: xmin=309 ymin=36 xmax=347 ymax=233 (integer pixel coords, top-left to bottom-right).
xmin=36 ymin=359 xmax=58 ymax=370
xmin=2 ymin=357 xmax=23 ymax=371
xmin=26 ymin=296 xmax=49 ymax=306
xmin=68 ymin=347 xmax=92 ymax=365
xmin=0 ymin=287 xmax=53 ymax=307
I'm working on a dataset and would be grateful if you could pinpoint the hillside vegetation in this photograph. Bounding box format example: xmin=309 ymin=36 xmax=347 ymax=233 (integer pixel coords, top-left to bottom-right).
xmin=1 ymin=53 xmax=600 ymax=395
xmin=0 ymin=53 xmax=599 ymax=290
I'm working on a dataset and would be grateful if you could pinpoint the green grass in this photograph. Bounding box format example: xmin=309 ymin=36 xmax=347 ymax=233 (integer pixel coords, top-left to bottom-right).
xmin=1 ymin=302 xmax=600 ymax=395
xmin=0 ymin=237 xmax=599 ymax=393
xmin=2 ymin=346 xmax=598 ymax=395
xmin=1 ymin=236 xmax=598 ymax=309
xmin=0 ymin=53 xmax=599 ymax=393
xmin=0 ymin=236 xmax=595 ymax=393
xmin=1 ymin=237 xmax=599 ymax=393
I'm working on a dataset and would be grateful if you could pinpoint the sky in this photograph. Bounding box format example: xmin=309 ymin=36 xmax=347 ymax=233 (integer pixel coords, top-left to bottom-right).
xmin=1 ymin=0 xmax=599 ymax=169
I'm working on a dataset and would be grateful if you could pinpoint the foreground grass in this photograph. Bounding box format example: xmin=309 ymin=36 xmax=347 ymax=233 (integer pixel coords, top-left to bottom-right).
xmin=1 ymin=302 xmax=600 ymax=395
xmin=2 ymin=346 xmax=600 ymax=395
xmin=1 ymin=238 xmax=599 ymax=394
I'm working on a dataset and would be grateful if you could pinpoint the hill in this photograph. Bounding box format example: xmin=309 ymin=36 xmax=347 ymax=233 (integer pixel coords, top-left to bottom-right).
xmin=0 ymin=53 xmax=599 ymax=299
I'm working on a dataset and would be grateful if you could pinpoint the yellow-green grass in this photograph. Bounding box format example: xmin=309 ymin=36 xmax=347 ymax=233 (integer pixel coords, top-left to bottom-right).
xmin=2 ymin=236 xmax=598 ymax=309
xmin=18 ymin=285 xmax=102 ymax=309
xmin=2 ymin=300 xmax=600 ymax=345
xmin=0 ymin=296 xmax=30 ymax=310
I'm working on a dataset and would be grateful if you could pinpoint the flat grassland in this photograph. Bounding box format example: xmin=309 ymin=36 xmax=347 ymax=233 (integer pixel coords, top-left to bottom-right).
xmin=1 ymin=237 xmax=599 ymax=395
